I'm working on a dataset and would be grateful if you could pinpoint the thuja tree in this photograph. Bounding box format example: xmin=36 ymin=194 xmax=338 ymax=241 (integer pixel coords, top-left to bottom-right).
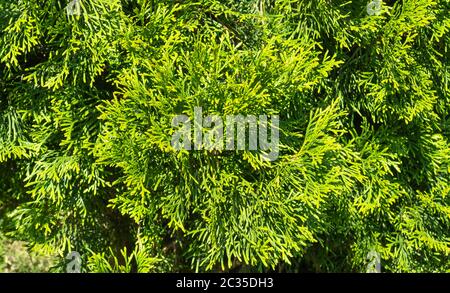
xmin=0 ymin=0 xmax=449 ymax=272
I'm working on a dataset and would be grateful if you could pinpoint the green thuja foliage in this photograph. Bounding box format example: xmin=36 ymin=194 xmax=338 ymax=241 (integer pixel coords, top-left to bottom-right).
xmin=0 ymin=0 xmax=448 ymax=272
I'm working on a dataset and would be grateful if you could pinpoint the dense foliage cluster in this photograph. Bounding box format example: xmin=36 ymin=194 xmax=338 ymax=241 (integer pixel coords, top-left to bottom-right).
xmin=0 ymin=0 xmax=449 ymax=272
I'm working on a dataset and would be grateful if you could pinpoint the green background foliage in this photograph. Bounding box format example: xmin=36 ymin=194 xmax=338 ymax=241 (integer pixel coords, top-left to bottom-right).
xmin=0 ymin=0 xmax=449 ymax=272
xmin=0 ymin=233 xmax=54 ymax=272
